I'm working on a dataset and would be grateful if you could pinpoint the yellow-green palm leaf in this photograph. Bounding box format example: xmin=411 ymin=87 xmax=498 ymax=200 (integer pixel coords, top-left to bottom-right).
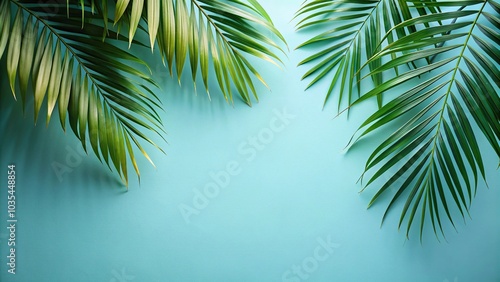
xmin=1 ymin=1 xmax=165 ymax=186
xmin=115 ymin=0 xmax=288 ymax=105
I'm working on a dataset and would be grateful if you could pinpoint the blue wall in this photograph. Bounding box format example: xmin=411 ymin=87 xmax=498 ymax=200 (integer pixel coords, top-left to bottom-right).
xmin=1 ymin=1 xmax=499 ymax=281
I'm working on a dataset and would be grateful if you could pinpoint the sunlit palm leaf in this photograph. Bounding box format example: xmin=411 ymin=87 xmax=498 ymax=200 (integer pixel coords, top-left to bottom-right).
xmin=115 ymin=0 xmax=287 ymax=106
xmin=346 ymin=1 xmax=499 ymax=241
xmin=1 ymin=1 xmax=165 ymax=186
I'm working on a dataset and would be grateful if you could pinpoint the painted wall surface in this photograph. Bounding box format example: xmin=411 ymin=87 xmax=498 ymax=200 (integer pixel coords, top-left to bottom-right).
xmin=1 ymin=1 xmax=499 ymax=281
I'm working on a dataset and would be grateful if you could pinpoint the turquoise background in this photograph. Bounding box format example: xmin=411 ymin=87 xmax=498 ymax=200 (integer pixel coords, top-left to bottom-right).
xmin=1 ymin=1 xmax=499 ymax=281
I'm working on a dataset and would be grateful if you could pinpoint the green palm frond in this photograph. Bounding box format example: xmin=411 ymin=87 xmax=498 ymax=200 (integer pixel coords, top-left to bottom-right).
xmin=115 ymin=0 xmax=288 ymax=105
xmin=349 ymin=0 xmax=499 ymax=241
xmin=1 ymin=0 xmax=285 ymax=186
xmin=294 ymin=0 xmax=430 ymax=110
xmin=1 ymin=0 xmax=166 ymax=186
xmin=296 ymin=0 xmax=499 ymax=240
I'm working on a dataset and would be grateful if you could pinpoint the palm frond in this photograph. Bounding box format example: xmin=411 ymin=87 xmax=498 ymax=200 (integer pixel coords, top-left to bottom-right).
xmin=1 ymin=1 xmax=166 ymax=186
xmin=347 ymin=1 xmax=499 ymax=241
xmin=294 ymin=0 xmax=432 ymax=110
xmin=115 ymin=0 xmax=288 ymax=106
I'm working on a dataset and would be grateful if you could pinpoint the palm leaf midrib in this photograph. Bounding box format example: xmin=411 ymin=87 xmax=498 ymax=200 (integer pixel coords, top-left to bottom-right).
xmin=381 ymin=2 xmax=490 ymax=239
xmin=426 ymin=1 xmax=488 ymax=161
xmin=421 ymin=1 xmax=487 ymax=214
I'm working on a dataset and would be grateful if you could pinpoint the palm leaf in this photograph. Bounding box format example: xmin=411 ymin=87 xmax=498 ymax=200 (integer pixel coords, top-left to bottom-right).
xmin=295 ymin=0 xmax=499 ymax=240
xmin=346 ymin=1 xmax=499 ymax=241
xmin=114 ymin=0 xmax=288 ymax=106
xmin=294 ymin=0 xmax=432 ymax=110
xmin=1 ymin=1 xmax=166 ymax=186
